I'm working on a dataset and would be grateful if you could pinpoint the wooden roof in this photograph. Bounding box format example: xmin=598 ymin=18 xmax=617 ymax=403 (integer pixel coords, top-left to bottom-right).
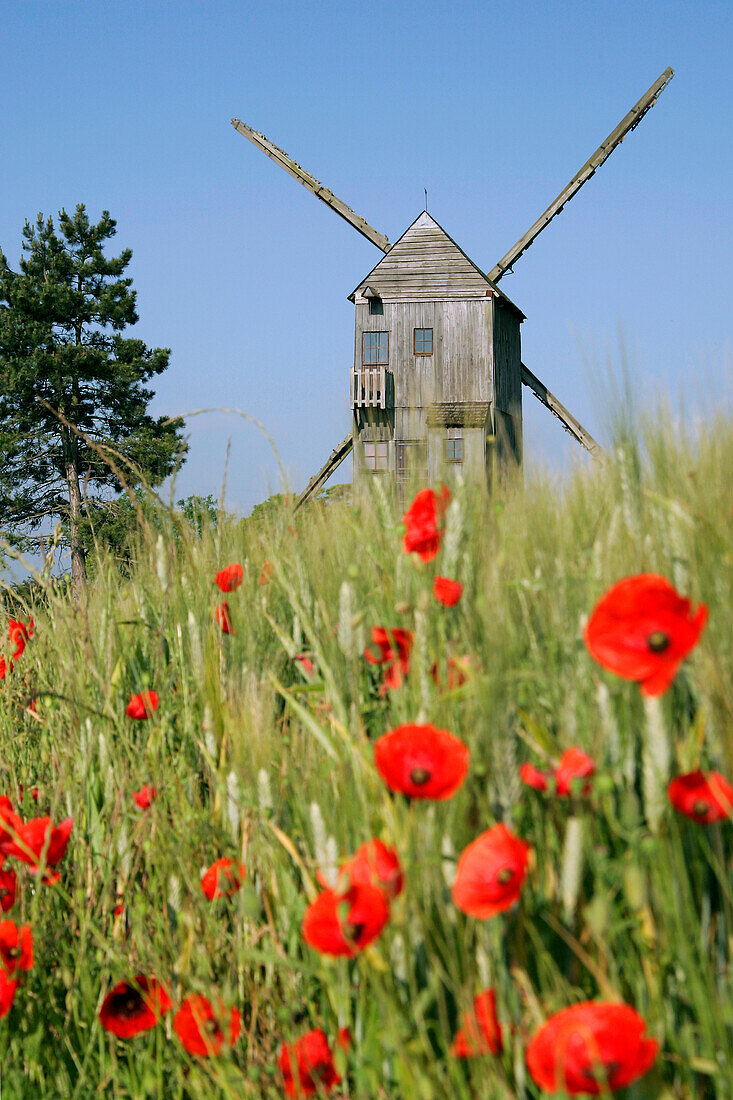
xmin=349 ymin=212 xmax=524 ymax=318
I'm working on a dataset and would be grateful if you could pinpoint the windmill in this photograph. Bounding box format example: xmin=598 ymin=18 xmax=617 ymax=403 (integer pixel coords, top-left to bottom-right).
xmin=231 ymin=67 xmax=673 ymax=507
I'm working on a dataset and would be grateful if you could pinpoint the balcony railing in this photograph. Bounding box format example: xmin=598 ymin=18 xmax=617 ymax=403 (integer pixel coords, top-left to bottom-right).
xmin=352 ymin=365 xmax=387 ymax=409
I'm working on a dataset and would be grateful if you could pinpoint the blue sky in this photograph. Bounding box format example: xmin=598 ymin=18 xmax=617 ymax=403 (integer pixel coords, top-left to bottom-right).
xmin=2 ymin=1 xmax=731 ymax=513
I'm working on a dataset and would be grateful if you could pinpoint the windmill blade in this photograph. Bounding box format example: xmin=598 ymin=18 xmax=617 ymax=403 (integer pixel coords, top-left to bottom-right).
xmin=488 ymin=67 xmax=674 ymax=284
xmin=521 ymin=363 xmax=602 ymax=457
xmin=232 ymin=119 xmax=391 ymax=253
xmin=294 ymin=433 xmax=354 ymax=510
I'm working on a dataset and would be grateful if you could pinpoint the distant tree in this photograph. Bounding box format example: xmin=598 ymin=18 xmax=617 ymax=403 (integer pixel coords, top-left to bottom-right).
xmin=0 ymin=205 xmax=186 ymax=592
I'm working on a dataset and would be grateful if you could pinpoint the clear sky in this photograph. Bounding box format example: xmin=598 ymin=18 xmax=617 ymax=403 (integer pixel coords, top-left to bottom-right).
xmin=2 ymin=1 xmax=731 ymax=513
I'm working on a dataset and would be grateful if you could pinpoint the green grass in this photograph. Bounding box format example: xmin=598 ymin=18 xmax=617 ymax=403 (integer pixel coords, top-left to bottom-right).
xmin=0 ymin=410 xmax=731 ymax=1098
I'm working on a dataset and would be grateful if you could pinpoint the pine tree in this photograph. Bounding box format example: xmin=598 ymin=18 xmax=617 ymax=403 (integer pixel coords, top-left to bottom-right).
xmin=0 ymin=205 xmax=186 ymax=591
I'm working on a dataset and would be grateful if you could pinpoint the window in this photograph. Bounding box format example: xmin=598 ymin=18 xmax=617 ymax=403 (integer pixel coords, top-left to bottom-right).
xmin=414 ymin=327 xmax=433 ymax=355
xmin=445 ymin=437 xmax=464 ymax=462
xmin=363 ymin=441 xmax=389 ymax=471
xmin=362 ymin=331 xmax=389 ymax=366
xmin=368 ymin=297 xmax=384 ymax=316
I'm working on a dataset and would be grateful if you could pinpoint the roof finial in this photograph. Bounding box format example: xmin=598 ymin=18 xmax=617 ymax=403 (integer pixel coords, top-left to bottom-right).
xmin=424 ymin=187 xmax=428 ymax=212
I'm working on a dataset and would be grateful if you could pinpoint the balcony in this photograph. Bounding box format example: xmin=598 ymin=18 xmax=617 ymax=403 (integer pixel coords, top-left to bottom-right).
xmin=352 ymin=365 xmax=388 ymax=409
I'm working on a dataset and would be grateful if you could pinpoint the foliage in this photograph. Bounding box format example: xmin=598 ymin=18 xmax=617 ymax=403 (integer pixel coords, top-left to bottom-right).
xmin=0 ymin=410 xmax=731 ymax=1097
xmin=0 ymin=204 xmax=187 ymax=586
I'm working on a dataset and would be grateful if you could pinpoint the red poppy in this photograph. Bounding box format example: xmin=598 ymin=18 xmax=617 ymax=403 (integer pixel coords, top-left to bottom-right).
xmin=132 ymin=786 xmax=158 ymax=810
xmin=258 ymin=560 xmax=273 ymax=586
xmin=451 ymin=989 xmax=503 ymax=1057
xmin=278 ymin=1028 xmax=342 ymax=1097
xmin=0 ymin=920 xmax=33 ymax=973
xmin=525 ymin=1001 xmax=658 ymax=1095
xmin=295 ymin=654 xmax=316 ymax=678
xmin=452 ymin=824 xmax=530 ymax=919
xmin=8 ymin=618 xmax=33 ymax=661
xmin=173 ymin=993 xmax=241 ymax=1057
xmin=667 ymin=770 xmax=733 ymax=824
xmin=0 ymin=815 xmax=73 ymax=881
xmin=0 ymin=864 xmax=17 ymax=912
xmin=99 ymin=975 xmax=172 ymax=1039
xmin=0 ymin=970 xmax=17 ymax=1019
xmin=200 ymin=857 xmax=246 ymax=900
xmin=125 ymin=691 xmax=159 ymax=720
xmin=302 ymin=881 xmax=389 ymax=957
xmin=214 ymin=601 xmax=235 ymax=634
xmin=364 ymin=627 xmax=413 ymax=695
xmin=430 ymin=655 xmax=472 ymax=692
xmin=340 ymin=839 xmax=404 ymax=902
xmin=18 ymin=785 xmax=39 ymax=803
xmin=433 ymin=576 xmax=463 ymax=607
xmin=402 ymin=486 xmax=450 ymax=562
xmin=0 ymin=655 xmax=9 ymax=679
xmin=374 ymin=723 xmax=469 ymax=800
xmin=0 ymin=799 xmax=22 ymax=849
xmin=215 ymin=563 xmax=243 ymax=592
xmin=584 ymin=574 xmax=707 ymax=696
xmin=521 ymin=748 xmax=595 ymax=798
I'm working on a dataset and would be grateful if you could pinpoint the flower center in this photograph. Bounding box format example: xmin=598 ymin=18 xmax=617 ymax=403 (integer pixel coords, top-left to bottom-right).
xmin=112 ymin=989 xmax=144 ymax=1019
xmin=342 ymin=921 xmax=366 ymax=944
xmin=647 ymin=630 xmax=670 ymax=653
xmin=496 ymin=868 xmax=514 ymax=885
xmin=6 ymin=947 xmax=21 ymax=960
xmin=583 ymin=1059 xmax=621 ymax=1084
xmin=409 ymin=767 xmax=431 ymax=786
xmin=203 ymin=1018 xmax=220 ymax=1038
xmin=693 ymin=799 xmax=710 ymax=817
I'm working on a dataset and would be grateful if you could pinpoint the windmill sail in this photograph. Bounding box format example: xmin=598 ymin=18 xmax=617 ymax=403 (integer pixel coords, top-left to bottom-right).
xmin=294 ymin=433 xmax=353 ymax=510
xmin=231 ymin=119 xmax=391 ymax=253
xmin=487 ymin=67 xmax=674 ymax=284
xmin=520 ymin=364 xmax=601 ymax=456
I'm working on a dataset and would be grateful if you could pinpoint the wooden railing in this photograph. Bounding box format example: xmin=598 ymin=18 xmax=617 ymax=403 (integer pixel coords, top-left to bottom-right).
xmin=352 ymin=365 xmax=387 ymax=409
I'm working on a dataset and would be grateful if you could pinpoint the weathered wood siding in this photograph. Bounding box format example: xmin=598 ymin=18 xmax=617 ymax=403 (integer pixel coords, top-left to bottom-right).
xmin=352 ymin=211 xmax=491 ymax=300
xmin=492 ymin=299 xmax=522 ymax=416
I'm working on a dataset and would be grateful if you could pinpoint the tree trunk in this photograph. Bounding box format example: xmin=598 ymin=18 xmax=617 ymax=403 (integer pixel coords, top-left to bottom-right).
xmin=65 ymin=458 xmax=86 ymax=596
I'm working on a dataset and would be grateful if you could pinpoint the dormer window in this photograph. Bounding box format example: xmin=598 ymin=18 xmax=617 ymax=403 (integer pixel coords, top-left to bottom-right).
xmin=368 ymin=297 xmax=384 ymax=316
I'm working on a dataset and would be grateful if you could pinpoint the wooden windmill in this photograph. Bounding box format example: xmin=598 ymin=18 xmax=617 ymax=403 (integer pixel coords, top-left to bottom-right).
xmin=232 ymin=67 xmax=673 ymax=506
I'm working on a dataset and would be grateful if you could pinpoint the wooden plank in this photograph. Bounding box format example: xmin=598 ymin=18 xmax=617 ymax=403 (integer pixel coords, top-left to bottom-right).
xmin=231 ymin=119 xmax=391 ymax=253
xmin=487 ymin=67 xmax=674 ymax=284
xmin=520 ymin=363 xmax=602 ymax=456
xmin=294 ymin=434 xmax=354 ymax=510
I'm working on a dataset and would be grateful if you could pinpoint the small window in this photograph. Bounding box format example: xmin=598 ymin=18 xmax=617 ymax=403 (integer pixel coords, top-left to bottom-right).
xmin=445 ymin=437 xmax=464 ymax=462
xmin=414 ymin=328 xmax=433 ymax=355
xmin=362 ymin=331 xmax=389 ymax=366
xmin=363 ymin=441 xmax=389 ymax=471
xmin=368 ymin=297 xmax=384 ymax=316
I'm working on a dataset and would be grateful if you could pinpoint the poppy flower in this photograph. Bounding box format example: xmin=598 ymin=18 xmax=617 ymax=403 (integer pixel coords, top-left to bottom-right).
xmin=521 ymin=748 xmax=595 ymax=798
xmin=0 ymin=799 xmax=22 ymax=849
xmin=302 ymin=881 xmax=389 ymax=957
xmin=584 ymin=574 xmax=707 ymax=696
xmin=18 ymin=785 xmax=39 ymax=803
xmin=433 ymin=576 xmax=463 ymax=607
xmin=667 ymin=770 xmax=733 ymax=824
xmin=0 ymin=864 xmax=17 ymax=912
xmin=430 ymin=655 xmax=472 ymax=692
xmin=173 ymin=993 xmax=241 ymax=1057
xmin=374 ymin=723 xmax=469 ymax=800
xmin=0 ymin=655 xmax=9 ymax=679
xmin=278 ymin=1028 xmax=342 ymax=1097
xmin=0 ymin=816 xmax=73 ymax=881
xmin=340 ymin=839 xmax=404 ymax=902
xmin=0 ymin=970 xmax=17 ymax=1019
xmin=132 ymin=786 xmax=158 ymax=810
xmin=214 ymin=601 xmax=235 ymax=634
xmin=99 ymin=975 xmax=172 ymax=1039
xmin=258 ymin=560 xmax=273 ymax=586
xmin=215 ymin=563 xmax=243 ymax=592
xmin=452 ymin=824 xmax=530 ymax=919
xmin=200 ymin=857 xmax=246 ymax=900
xmin=364 ymin=627 xmax=413 ymax=695
xmin=402 ymin=486 xmax=450 ymax=562
xmin=125 ymin=691 xmax=159 ymax=720
xmin=451 ymin=989 xmax=503 ymax=1057
xmin=8 ymin=618 xmax=33 ymax=661
xmin=0 ymin=920 xmax=33 ymax=973
xmin=295 ymin=654 xmax=316 ymax=678
xmin=525 ymin=1001 xmax=659 ymax=1095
